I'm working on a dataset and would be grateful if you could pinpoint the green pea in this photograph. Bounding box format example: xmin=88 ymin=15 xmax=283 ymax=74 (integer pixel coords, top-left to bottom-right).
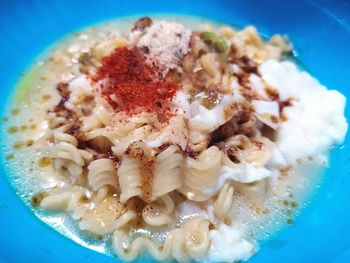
xmin=200 ymin=31 xmax=217 ymax=42
xmin=200 ymin=31 xmax=228 ymax=53
xmin=214 ymin=37 xmax=228 ymax=53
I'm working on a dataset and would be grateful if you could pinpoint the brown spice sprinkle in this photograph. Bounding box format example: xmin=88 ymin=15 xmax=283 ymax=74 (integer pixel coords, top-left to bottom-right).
xmin=25 ymin=139 xmax=34 ymax=147
xmin=20 ymin=125 xmax=28 ymax=131
xmin=13 ymin=141 xmax=23 ymax=149
xmin=265 ymin=87 xmax=280 ymax=101
xmin=56 ymin=82 xmax=70 ymax=99
xmin=270 ymin=115 xmax=279 ymax=123
xmin=11 ymin=108 xmax=20 ymax=115
xmin=209 ymin=222 xmax=216 ymax=230
xmin=6 ymin=154 xmax=14 ymax=161
xmin=39 ymin=156 xmax=52 ymax=167
xmin=234 ymin=72 xmax=260 ymax=100
xmin=42 ymin=94 xmax=51 ymax=101
xmin=7 ymin=126 xmax=18 ymax=133
xmin=290 ymin=201 xmax=298 ymax=208
xmin=132 ymin=17 xmax=153 ymax=32
xmin=66 ymin=124 xmax=84 ymax=140
xmin=185 ymin=146 xmax=199 ymax=159
xmin=224 ymin=218 xmax=232 ymax=225
xmin=202 ymin=85 xmax=222 ymax=109
xmin=253 ymin=141 xmax=264 ymax=151
xmin=280 ymin=166 xmax=291 ymax=176
xmin=79 ymin=194 xmax=90 ymax=203
xmin=93 ymin=152 xmax=120 ymax=165
xmin=279 ymin=99 xmax=293 ymax=113
xmin=255 ymin=206 xmax=269 ymax=214
xmin=30 ymin=124 xmax=37 ymax=130
xmin=280 ymin=113 xmax=288 ymax=122
xmin=141 ymin=159 xmax=154 ymax=203
xmin=228 ymin=44 xmax=239 ymax=62
xmin=31 ymin=192 xmax=49 ymax=207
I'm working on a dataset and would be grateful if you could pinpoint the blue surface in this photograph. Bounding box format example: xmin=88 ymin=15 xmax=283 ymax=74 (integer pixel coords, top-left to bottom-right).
xmin=0 ymin=0 xmax=350 ymax=262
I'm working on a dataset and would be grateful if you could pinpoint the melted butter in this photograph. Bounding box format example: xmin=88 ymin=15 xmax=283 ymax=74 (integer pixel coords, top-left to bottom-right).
xmin=14 ymin=64 xmax=42 ymax=103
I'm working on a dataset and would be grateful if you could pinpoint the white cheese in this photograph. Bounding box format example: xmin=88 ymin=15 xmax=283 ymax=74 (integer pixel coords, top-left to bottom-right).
xmin=252 ymin=100 xmax=280 ymax=129
xmin=259 ymin=60 xmax=348 ymax=164
xmin=203 ymin=164 xmax=272 ymax=197
xmin=137 ymin=21 xmax=191 ymax=75
xmin=202 ymin=224 xmax=255 ymax=263
xmin=189 ymin=95 xmax=236 ymax=133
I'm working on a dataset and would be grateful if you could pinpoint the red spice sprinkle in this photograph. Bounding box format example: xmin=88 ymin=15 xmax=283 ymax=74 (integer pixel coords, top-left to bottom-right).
xmin=92 ymin=47 xmax=178 ymax=114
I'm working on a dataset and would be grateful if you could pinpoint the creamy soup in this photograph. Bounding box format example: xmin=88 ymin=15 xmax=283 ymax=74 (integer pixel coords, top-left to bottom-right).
xmin=1 ymin=16 xmax=347 ymax=262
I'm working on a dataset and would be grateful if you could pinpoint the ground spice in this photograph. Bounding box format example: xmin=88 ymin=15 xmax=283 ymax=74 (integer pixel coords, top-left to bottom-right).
xmin=92 ymin=47 xmax=178 ymax=114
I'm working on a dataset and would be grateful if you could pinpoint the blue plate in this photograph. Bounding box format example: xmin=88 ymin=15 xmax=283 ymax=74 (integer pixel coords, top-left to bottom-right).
xmin=0 ymin=0 xmax=350 ymax=262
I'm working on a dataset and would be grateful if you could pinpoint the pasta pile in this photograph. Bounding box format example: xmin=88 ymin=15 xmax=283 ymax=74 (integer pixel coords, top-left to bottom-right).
xmin=38 ymin=17 xmax=292 ymax=262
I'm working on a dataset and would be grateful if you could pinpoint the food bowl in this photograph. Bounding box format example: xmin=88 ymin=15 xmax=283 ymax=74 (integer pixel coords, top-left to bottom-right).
xmin=0 ymin=0 xmax=349 ymax=262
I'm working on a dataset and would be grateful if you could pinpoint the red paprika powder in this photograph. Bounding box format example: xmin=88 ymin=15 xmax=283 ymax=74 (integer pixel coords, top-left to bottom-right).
xmin=92 ymin=47 xmax=178 ymax=114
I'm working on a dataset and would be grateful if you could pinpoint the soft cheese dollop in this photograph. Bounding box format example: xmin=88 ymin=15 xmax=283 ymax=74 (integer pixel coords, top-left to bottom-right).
xmin=189 ymin=95 xmax=237 ymax=133
xmin=202 ymin=224 xmax=255 ymax=263
xmin=260 ymin=60 xmax=348 ymax=164
xmin=137 ymin=21 xmax=191 ymax=75
xmin=203 ymin=164 xmax=272 ymax=197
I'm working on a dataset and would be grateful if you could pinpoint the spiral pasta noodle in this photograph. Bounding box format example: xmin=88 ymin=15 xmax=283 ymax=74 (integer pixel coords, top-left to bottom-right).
xmin=142 ymin=195 xmax=174 ymax=226
xmin=112 ymin=217 xmax=210 ymax=262
xmin=40 ymin=188 xmax=84 ymax=211
xmin=65 ymin=76 xmax=95 ymax=115
xmin=233 ymin=179 xmax=267 ymax=204
xmin=81 ymin=97 xmax=113 ymax=132
xmin=180 ymin=146 xmax=223 ymax=201
xmin=52 ymin=130 xmax=92 ymax=180
xmin=152 ymin=145 xmax=183 ymax=201
xmin=213 ymin=182 xmax=235 ymax=219
xmin=218 ymin=134 xmax=274 ymax=167
xmin=88 ymin=158 xmax=119 ymax=192
xmin=201 ymin=53 xmax=221 ymax=84
xmin=118 ymin=155 xmax=143 ymax=204
xmin=79 ymin=195 xmax=137 ymax=235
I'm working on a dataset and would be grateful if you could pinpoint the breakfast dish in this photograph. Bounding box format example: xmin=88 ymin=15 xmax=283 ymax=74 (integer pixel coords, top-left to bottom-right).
xmin=1 ymin=16 xmax=347 ymax=262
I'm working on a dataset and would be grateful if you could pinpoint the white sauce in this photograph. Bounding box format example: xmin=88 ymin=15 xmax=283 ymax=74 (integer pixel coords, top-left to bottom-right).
xmin=203 ymin=224 xmax=254 ymax=263
xmin=203 ymin=165 xmax=272 ymax=197
xmin=260 ymin=60 xmax=348 ymax=164
xmin=189 ymin=95 xmax=238 ymax=133
xmin=171 ymin=90 xmax=191 ymax=119
xmin=252 ymin=100 xmax=280 ymax=129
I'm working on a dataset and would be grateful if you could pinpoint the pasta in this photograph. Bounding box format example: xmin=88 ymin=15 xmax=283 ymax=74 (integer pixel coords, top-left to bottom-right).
xmin=40 ymin=188 xmax=84 ymax=211
xmin=180 ymin=146 xmax=223 ymax=201
xmin=213 ymin=182 xmax=235 ymax=219
xmin=218 ymin=134 xmax=274 ymax=167
xmin=79 ymin=195 xmax=137 ymax=235
xmin=142 ymin=195 xmax=174 ymax=226
xmin=87 ymin=158 xmax=119 ymax=192
xmin=52 ymin=129 xmax=92 ymax=181
xmin=201 ymin=53 xmax=221 ymax=84
xmin=118 ymin=155 xmax=143 ymax=204
xmin=81 ymin=97 xmax=113 ymax=132
xmin=7 ymin=16 xmax=346 ymax=263
xmin=152 ymin=145 xmax=183 ymax=200
xmin=233 ymin=179 xmax=267 ymax=204
xmin=112 ymin=217 xmax=210 ymax=262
